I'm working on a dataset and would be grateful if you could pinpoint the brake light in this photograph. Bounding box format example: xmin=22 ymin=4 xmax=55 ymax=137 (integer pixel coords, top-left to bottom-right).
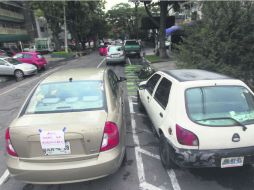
xmin=100 ymin=121 xmax=119 ymax=151
xmin=5 ymin=128 xmax=18 ymax=157
xmin=176 ymin=124 xmax=199 ymax=146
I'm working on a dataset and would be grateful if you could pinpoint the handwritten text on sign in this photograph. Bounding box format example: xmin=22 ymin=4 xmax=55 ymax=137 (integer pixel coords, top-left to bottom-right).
xmin=40 ymin=130 xmax=65 ymax=149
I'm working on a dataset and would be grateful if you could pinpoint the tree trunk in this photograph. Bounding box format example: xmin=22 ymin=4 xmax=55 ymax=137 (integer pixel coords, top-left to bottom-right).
xmin=159 ymin=1 xmax=168 ymax=58
xmin=52 ymin=33 xmax=61 ymax=51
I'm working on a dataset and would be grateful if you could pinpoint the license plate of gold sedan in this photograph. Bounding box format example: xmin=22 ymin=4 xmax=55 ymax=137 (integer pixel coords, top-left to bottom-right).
xmin=43 ymin=142 xmax=71 ymax=156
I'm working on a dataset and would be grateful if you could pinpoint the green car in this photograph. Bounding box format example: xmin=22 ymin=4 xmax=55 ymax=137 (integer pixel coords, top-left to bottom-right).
xmin=123 ymin=40 xmax=141 ymax=57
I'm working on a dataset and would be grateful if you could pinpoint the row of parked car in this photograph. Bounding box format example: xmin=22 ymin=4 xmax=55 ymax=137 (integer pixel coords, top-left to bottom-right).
xmin=0 ymin=51 xmax=47 ymax=81
xmin=99 ymin=39 xmax=142 ymax=65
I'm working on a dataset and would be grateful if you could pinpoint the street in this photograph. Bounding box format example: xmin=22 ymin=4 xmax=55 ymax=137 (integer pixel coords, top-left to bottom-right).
xmin=0 ymin=52 xmax=254 ymax=190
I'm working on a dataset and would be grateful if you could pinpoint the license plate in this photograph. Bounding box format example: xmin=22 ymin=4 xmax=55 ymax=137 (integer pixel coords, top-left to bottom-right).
xmin=221 ymin=157 xmax=244 ymax=168
xmin=112 ymin=55 xmax=119 ymax=58
xmin=43 ymin=141 xmax=71 ymax=156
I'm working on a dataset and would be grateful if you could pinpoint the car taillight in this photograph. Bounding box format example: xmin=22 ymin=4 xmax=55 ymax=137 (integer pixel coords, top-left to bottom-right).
xmin=100 ymin=121 xmax=119 ymax=152
xmin=5 ymin=128 xmax=18 ymax=157
xmin=176 ymin=124 xmax=199 ymax=146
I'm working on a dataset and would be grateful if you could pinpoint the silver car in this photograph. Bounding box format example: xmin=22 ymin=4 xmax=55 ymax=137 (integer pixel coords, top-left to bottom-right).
xmin=0 ymin=56 xmax=37 ymax=81
xmin=106 ymin=45 xmax=126 ymax=65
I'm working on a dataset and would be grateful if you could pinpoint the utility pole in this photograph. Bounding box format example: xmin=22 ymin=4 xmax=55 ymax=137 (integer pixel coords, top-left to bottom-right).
xmin=63 ymin=1 xmax=68 ymax=53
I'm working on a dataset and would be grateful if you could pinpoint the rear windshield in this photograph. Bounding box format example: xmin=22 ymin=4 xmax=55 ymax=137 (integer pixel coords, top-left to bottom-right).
xmin=37 ymin=54 xmax=43 ymax=59
xmin=125 ymin=41 xmax=139 ymax=45
xmin=185 ymin=86 xmax=254 ymax=126
xmin=108 ymin=46 xmax=122 ymax=53
xmin=25 ymin=81 xmax=105 ymax=114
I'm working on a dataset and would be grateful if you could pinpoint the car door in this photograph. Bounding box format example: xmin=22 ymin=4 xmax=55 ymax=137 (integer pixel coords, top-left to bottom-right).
xmin=149 ymin=77 xmax=172 ymax=131
xmin=140 ymin=73 xmax=161 ymax=117
xmin=22 ymin=53 xmax=32 ymax=63
xmin=0 ymin=59 xmax=13 ymax=75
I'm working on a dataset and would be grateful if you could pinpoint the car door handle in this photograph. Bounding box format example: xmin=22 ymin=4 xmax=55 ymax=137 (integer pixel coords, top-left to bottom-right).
xmin=147 ymin=96 xmax=149 ymax=100
xmin=159 ymin=112 xmax=163 ymax=118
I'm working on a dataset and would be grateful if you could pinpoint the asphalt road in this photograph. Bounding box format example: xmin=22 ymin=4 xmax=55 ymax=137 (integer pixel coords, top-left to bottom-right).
xmin=1 ymin=52 xmax=254 ymax=190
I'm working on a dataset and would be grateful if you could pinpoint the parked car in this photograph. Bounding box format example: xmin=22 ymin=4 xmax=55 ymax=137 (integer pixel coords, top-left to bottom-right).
xmin=138 ymin=69 xmax=254 ymax=169
xmin=6 ymin=68 xmax=127 ymax=184
xmin=0 ymin=56 xmax=37 ymax=81
xmin=1 ymin=46 xmax=18 ymax=56
xmin=0 ymin=49 xmax=7 ymax=56
xmin=123 ymin=40 xmax=141 ymax=57
xmin=13 ymin=52 xmax=47 ymax=71
xmin=106 ymin=45 xmax=126 ymax=65
xmin=99 ymin=44 xmax=108 ymax=56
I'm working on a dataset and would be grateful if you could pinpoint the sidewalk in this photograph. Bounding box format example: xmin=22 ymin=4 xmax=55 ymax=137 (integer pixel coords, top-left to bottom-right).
xmin=149 ymin=60 xmax=177 ymax=70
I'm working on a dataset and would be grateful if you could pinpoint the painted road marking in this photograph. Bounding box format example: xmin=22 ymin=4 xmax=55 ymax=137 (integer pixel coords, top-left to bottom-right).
xmin=0 ymin=67 xmax=61 ymax=97
xmin=97 ymin=57 xmax=106 ymax=68
xmin=0 ymin=170 xmax=9 ymax=186
xmin=129 ymin=96 xmax=181 ymax=190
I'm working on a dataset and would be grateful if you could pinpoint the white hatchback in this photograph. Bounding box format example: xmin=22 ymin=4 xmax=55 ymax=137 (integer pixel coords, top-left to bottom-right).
xmin=138 ymin=69 xmax=254 ymax=169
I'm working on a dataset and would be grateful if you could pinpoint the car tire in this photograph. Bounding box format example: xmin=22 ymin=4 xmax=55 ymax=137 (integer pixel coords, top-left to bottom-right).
xmin=159 ymin=135 xmax=177 ymax=169
xmin=137 ymin=91 xmax=145 ymax=112
xmin=14 ymin=70 xmax=24 ymax=81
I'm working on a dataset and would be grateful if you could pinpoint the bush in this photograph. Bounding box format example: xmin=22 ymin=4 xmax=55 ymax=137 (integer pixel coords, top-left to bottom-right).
xmin=176 ymin=2 xmax=254 ymax=82
xmin=51 ymin=51 xmax=75 ymax=58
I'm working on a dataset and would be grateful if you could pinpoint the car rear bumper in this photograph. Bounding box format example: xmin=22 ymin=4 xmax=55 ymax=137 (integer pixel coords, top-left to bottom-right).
xmin=7 ymin=146 xmax=124 ymax=184
xmin=172 ymin=145 xmax=254 ymax=168
xmin=106 ymin=57 xmax=125 ymax=63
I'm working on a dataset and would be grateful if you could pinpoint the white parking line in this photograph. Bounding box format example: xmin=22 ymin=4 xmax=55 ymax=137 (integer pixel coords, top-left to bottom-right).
xmin=0 ymin=67 xmax=60 ymax=97
xmin=129 ymin=96 xmax=181 ymax=190
xmin=0 ymin=170 xmax=9 ymax=186
xmin=97 ymin=58 xmax=106 ymax=68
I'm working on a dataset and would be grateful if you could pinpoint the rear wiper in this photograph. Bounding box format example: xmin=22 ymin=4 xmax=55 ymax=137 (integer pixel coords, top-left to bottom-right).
xmin=197 ymin=117 xmax=247 ymax=131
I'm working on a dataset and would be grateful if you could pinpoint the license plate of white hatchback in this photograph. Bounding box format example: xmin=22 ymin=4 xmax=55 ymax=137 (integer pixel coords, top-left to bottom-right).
xmin=43 ymin=141 xmax=71 ymax=156
xmin=221 ymin=157 xmax=244 ymax=168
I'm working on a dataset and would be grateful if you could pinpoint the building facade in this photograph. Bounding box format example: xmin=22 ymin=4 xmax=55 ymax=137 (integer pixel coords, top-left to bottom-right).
xmin=0 ymin=1 xmax=37 ymax=49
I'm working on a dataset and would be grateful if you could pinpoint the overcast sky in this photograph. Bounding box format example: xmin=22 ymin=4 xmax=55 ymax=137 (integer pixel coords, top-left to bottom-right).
xmin=105 ymin=0 xmax=130 ymax=11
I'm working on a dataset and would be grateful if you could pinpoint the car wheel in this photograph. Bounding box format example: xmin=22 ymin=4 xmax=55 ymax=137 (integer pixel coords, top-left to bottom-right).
xmin=14 ymin=70 xmax=24 ymax=81
xmin=137 ymin=91 xmax=145 ymax=112
xmin=159 ymin=135 xmax=177 ymax=169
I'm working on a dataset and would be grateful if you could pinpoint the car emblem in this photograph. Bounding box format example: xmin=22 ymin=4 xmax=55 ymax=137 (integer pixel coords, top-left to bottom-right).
xmin=232 ymin=133 xmax=240 ymax=142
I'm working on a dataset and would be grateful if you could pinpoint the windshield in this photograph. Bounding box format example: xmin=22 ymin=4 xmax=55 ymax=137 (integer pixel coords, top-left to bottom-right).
xmin=108 ymin=46 xmax=122 ymax=53
xmin=185 ymin=86 xmax=254 ymax=126
xmin=125 ymin=41 xmax=139 ymax=45
xmin=25 ymin=81 xmax=105 ymax=114
xmin=37 ymin=54 xmax=43 ymax=59
xmin=5 ymin=58 xmax=21 ymax=65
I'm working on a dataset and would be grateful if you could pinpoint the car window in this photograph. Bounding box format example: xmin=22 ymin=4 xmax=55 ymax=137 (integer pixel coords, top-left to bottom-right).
xmin=0 ymin=59 xmax=6 ymax=65
xmin=146 ymin=74 xmax=161 ymax=95
xmin=154 ymin=78 xmax=172 ymax=109
xmin=13 ymin=53 xmax=23 ymax=58
xmin=23 ymin=54 xmax=32 ymax=58
xmin=37 ymin=54 xmax=43 ymax=59
xmin=125 ymin=41 xmax=139 ymax=45
xmin=108 ymin=70 xmax=119 ymax=96
xmin=186 ymin=86 xmax=254 ymax=126
xmin=5 ymin=58 xmax=21 ymax=65
xmin=25 ymin=81 xmax=105 ymax=114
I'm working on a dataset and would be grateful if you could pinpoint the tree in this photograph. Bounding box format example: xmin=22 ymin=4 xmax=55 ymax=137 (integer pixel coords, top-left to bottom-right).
xmin=176 ymin=2 xmax=254 ymax=85
xmin=141 ymin=1 xmax=180 ymax=58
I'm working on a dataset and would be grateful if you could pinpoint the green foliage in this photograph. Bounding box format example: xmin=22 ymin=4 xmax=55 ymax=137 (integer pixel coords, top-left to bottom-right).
xmin=176 ymin=2 xmax=254 ymax=82
xmin=144 ymin=55 xmax=161 ymax=63
xmin=51 ymin=51 xmax=75 ymax=58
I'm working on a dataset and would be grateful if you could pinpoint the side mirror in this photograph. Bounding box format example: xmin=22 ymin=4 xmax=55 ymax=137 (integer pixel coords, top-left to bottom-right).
xmin=118 ymin=77 xmax=127 ymax=82
xmin=138 ymin=84 xmax=147 ymax=90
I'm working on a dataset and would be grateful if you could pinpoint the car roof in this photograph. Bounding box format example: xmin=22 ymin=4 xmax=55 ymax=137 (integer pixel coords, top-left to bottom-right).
xmin=162 ymin=69 xmax=232 ymax=82
xmin=41 ymin=68 xmax=105 ymax=84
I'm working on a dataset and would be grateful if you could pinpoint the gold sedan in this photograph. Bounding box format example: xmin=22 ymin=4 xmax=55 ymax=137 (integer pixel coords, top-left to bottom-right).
xmin=5 ymin=68 xmax=126 ymax=184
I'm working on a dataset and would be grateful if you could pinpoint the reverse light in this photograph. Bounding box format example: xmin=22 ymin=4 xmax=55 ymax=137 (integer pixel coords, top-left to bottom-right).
xmin=100 ymin=121 xmax=119 ymax=151
xmin=5 ymin=128 xmax=18 ymax=157
xmin=176 ymin=124 xmax=199 ymax=146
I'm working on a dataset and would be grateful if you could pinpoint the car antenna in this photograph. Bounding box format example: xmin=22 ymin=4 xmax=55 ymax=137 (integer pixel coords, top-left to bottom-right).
xmin=69 ymin=77 xmax=73 ymax=82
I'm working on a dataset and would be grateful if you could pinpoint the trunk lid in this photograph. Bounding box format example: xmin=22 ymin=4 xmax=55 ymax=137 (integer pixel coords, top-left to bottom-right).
xmin=10 ymin=111 xmax=107 ymax=161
